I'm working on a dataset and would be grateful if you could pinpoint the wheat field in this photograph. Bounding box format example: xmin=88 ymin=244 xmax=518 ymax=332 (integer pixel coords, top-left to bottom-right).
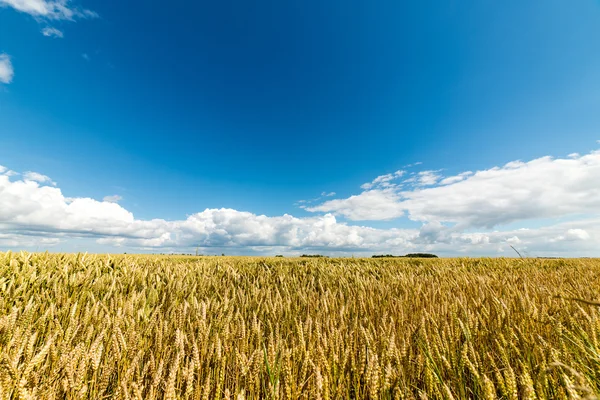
xmin=1 ymin=252 xmax=600 ymax=399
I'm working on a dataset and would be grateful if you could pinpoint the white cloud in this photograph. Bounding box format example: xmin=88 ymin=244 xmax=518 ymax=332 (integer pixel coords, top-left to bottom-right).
xmin=0 ymin=174 xmax=170 ymax=245
xmin=439 ymin=172 xmax=473 ymax=185
xmin=23 ymin=171 xmax=55 ymax=185
xmin=0 ymin=166 xmax=18 ymax=177
xmin=399 ymin=151 xmax=600 ymax=228
xmin=1 ymin=158 xmax=600 ymax=257
xmin=416 ymin=170 xmax=442 ymax=186
xmin=1 ymin=0 xmax=96 ymax=39
xmin=41 ymin=26 xmax=63 ymax=37
xmin=409 ymin=218 xmax=600 ymax=256
xmin=361 ymin=170 xmax=405 ymax=190
xmin=103 ymin=195 xmax=122 ymax=203
xmin=552 ymin=228 xmax=591 ymax=242
xmin=307 ymin=189 xmax=405 ymax=221
xmin=567 ymin=228 xmax=590 ymax=240
xmin=174 ymin=210 xmax=418 ymax=251
xmin=506 ymin=236 xmax=521 ymax=244
xmin=0 ymin=0 xmax=97 ymax=20
xmin=296 ymin=191 xmax=337 ymax=207
xmin=0 ymin=171 xmax=419 ymax=252
xmin=311 ymin=150 xmax=600 ymax=230
xmin=0 ymin=232 xmax=60 ymax=248
xmin=401 ymin=170 xmax=442 ymax=187
xmin=0 ymin=54 xmax=14 ymax=84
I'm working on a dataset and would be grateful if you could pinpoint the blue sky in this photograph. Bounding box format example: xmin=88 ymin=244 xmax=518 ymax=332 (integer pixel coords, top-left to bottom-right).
xmin=1 ymin=0 xmax=600 ymax=256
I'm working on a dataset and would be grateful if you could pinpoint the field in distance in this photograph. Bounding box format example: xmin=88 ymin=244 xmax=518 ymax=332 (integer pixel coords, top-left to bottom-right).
xmin=1 ymin=252 xmax=600 ymax=399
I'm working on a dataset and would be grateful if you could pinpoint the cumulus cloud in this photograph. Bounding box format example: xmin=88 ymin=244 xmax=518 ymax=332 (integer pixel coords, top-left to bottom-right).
xmin=0 ymin=170 xmax=419 ymax=252
xmin=41 ymin=26 xmax=63 ymax=37
xmin=103 ymin=195 xmax=123 ymax=203
xmin=311 ymin=150 xmax=600 ymax=230
xmin=0 ymin=175 xmax=134 ymax=231
xmin=0 ymin=0 xmax=97 ymax=20
xmin=175 ymin=210 xmax=418 ymax=251
xmin=400 ymin=152 xmax=600 ymax=228
xmin=307 ymin=189 xmax=405 ymax=221
xmin=0 ymin=54 xmax=14 ymax=84
xmin=321 ymin=191 xmax=336 ymax=197
xmin=1 ymin=157 xmax=600 ymax=256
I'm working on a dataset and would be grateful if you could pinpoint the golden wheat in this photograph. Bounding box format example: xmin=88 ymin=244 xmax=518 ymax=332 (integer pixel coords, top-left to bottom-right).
xmin=0 ymin=252 xmax=599 ymax=399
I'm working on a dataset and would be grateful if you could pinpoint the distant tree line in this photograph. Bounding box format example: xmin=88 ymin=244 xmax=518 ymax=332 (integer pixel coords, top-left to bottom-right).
xmin=372 ymin=253 xmax=438 ymax=258
xmin=300 ymin=254 xmax=329 ymax=258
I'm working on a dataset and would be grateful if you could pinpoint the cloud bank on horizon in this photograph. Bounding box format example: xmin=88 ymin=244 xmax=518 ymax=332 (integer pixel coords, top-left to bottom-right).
xmin=1 ymin=147 xmax=599 ymax=256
